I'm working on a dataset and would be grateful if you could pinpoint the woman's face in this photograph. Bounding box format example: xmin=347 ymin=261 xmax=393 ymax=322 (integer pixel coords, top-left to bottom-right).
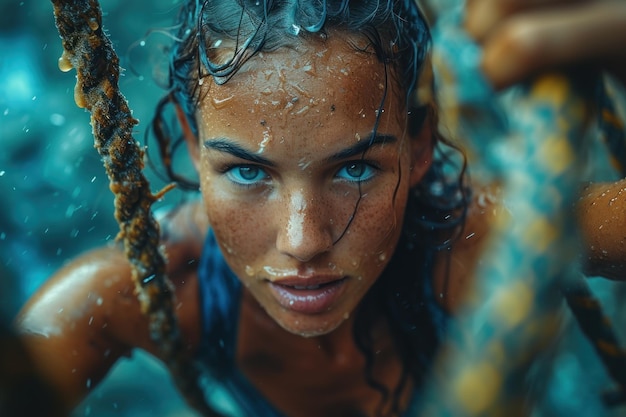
xmin=191 ymin=34 xmax=430 ymax=337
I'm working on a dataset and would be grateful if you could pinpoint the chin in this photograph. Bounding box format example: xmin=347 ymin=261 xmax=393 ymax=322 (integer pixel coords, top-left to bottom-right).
xmin=274 ymin=312 xmax=349 ymax=338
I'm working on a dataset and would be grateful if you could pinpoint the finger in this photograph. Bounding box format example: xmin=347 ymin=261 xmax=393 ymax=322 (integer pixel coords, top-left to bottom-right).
xmin=480 ymin=1 xmax=626 ymax=89
xmin=465 ymin=0 xmax=587 ymax=43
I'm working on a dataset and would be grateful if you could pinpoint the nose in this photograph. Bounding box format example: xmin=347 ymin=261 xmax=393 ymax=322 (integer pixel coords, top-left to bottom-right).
xmin=275 ymin=189 xmax=334 ymax=262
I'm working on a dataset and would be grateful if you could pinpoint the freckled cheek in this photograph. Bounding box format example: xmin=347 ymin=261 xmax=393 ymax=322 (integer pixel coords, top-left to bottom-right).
xmin=347 ymin=190 xmax=407 ymax=266
xmin=201 ymin=188 xmax=271 ymax=262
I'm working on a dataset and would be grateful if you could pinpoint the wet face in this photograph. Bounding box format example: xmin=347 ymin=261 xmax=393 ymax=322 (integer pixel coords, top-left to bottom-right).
xmin=191 ymin=34 xmax=430 ymax=337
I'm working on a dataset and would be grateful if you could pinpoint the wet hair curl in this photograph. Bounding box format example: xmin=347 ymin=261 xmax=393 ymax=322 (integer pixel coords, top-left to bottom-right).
xmin=150 ymin=1 xmax=469 ymax=415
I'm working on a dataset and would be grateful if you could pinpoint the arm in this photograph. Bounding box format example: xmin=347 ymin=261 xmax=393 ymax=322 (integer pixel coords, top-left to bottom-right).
xmin=13 ymin=200 xmax=207 ymax=414
xmin=437 ymin=178 xmax=626 ymax=312
xmin=14 ymin=248 xmax=148 ymax=414
xmin=577 ymin=178 xmax=626 ymax=280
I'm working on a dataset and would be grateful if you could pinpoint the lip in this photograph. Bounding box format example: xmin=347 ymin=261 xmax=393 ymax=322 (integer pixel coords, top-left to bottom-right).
xmin=268 ymin=276 xmax=348 ymax=314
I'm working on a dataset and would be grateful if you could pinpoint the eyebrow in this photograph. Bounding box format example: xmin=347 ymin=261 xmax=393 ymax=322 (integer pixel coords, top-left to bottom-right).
xmin=203 ymin=133 xmax=397 ymax=165
xmin=326 ymin=134 xmax=397 ymax=162
xmin=203 ymin=139 xmax=275 ymax=166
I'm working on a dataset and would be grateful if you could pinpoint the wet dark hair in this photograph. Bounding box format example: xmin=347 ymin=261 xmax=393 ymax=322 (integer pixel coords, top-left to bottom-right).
xmin=151 ymin=0 xmax=468 ymax=415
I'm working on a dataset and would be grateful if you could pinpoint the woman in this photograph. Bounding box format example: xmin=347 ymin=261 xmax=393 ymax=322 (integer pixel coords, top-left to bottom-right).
xmin=15 ymin=0 xmax=626 ymax=416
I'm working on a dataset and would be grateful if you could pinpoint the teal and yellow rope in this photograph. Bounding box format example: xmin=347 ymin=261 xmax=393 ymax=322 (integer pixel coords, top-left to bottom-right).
xmin=420 ymin=2 xmax=626 ymax=415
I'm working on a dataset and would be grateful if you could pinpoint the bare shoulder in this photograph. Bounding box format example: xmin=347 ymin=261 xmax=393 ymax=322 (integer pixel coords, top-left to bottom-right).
xmin=14 ymin=199 xmax=208 ymax=411
xmin=432 ymin=182 xmax=504 ymax=312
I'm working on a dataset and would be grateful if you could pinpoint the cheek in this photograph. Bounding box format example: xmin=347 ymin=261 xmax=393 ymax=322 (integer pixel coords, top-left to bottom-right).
xmin=346 ymin=181 xmax=409 ymax=265
xmin=200 ymin=182 xmax=270 ymax=263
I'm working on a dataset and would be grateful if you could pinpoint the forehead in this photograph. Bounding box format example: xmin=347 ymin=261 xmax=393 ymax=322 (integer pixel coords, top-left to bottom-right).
xmin=196 ymin=34 xmax=405 ymax=147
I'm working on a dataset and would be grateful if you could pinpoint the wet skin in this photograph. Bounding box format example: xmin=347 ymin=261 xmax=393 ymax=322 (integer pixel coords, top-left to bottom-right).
xmin=187 ymin=33 xmax=431 ymax=338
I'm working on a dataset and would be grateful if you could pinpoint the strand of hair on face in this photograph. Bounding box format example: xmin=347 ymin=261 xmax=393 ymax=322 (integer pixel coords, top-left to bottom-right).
xmin=50 ymin=1 xmax=221 ymax=415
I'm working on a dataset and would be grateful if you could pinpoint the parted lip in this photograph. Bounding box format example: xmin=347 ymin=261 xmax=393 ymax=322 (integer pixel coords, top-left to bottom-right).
xmin=268 ymin=275 xmax=346 ymax=287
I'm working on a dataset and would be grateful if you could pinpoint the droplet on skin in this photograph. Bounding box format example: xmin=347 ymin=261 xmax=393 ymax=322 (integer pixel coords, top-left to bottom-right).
xmin=211 ymin=95 xmax=234 ymax=109
xmin=378 ymin=253 xmax=387 ymax=262
xmin=303 ymin=63 xmax=316 ymax=76
xmin=245 ymin=265 xmax=254 ymax=276
xmin=294 ymin=105 xmax=310 ymax=115
xmin=257 ymin=130 xmax=272 ymax=153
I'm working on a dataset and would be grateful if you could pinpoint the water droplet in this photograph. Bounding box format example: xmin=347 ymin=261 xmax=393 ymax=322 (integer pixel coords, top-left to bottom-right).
xmin=88 ymin=18 xmax=99 ymax=31
xmin=288 ymin=24 xmax=301 ymax=36
xmin=50 ymin=113 xmax=66 ymax=126
xmin=289 ymin=300 xmax=294 ymax=306
xmin=96 ymin=297 xmax=103 ymax=306
xmin=245 ymin=265 xmax=254 ymax=276
xmin=0 ymin=170 xmax=5 ymax=176
xmin=74 ymin=83 xmax=87 ymax=108
xmin=139 ymin=40 xmax=146 ymax=47
xmin=58 ymin=51 xmax=73 ymax=72
xmin=211 ymin=95 xmax=234 ymax=109
xmin=378 ymin=253 xmax=387 ymax=262
xmin=303 ymin=63 xmax=316 ymax=76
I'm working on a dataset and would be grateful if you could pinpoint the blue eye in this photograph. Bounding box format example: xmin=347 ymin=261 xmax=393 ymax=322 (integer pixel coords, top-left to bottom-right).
xmin=336 ymin=161 xmax=376 ymax=183
xmin=225 ymin=165 xmax=268 ymax=186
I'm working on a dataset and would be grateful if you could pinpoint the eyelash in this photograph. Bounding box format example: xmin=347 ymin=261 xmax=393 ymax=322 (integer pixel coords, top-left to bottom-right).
xmin=219 ymin=160 xmax=380 ymax=189
xmin=220 ymin=164 xmax=270 ymax=188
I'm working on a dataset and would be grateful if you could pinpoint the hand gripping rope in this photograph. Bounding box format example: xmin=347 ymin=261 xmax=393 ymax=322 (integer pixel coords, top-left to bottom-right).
xmin=417 ymin=2 xmax=626 ymax=416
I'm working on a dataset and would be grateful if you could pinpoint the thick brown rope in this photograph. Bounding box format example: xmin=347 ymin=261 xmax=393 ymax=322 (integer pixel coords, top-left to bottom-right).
xmin=50 ymin=1 xmax=220 ymax=415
